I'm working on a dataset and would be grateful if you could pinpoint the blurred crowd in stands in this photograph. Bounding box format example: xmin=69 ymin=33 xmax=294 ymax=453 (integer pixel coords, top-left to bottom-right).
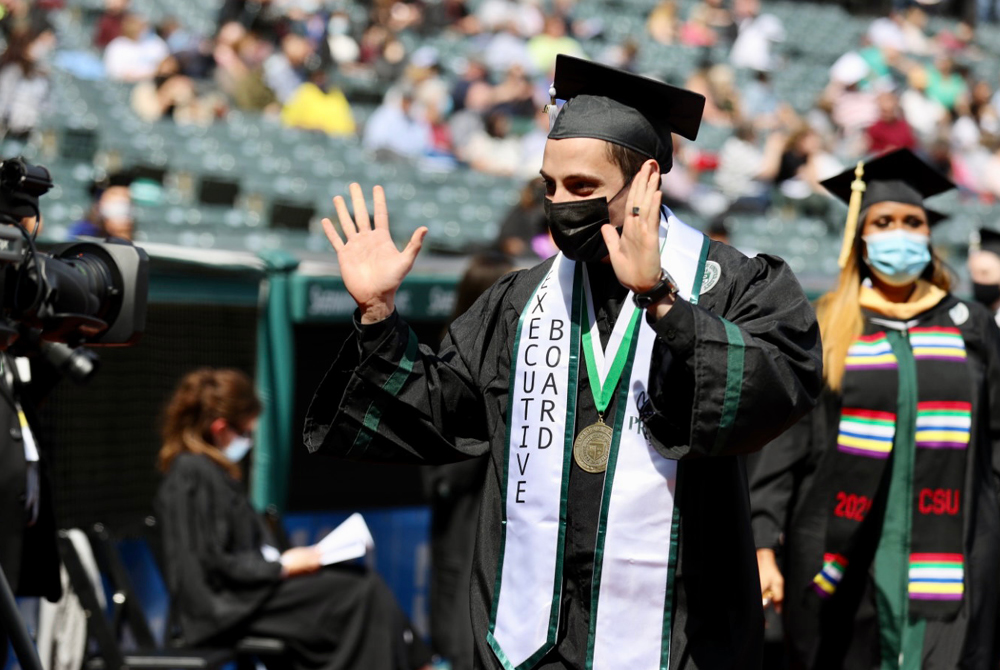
xmin=2 ymin=0 xmax=1000 ymax=251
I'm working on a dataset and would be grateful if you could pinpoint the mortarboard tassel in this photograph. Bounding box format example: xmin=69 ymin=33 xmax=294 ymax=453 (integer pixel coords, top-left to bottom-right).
xmin=544 ymin=84 xmax=558 ymax=132
xmin=838 ymin=161 xmax=866 ymax=269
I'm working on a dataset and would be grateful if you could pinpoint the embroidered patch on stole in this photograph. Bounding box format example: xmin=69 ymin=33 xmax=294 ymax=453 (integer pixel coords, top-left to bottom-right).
xmin=908 ymin=553 xmax=964 ymax=600
xmin=844 ymin=333 xmax=897 ymax=370
xmin=699 ymin=260 xmax=721 ymax=294
xmin=909 ymin=327 xmax=967 ymax=361
xmin=915 ymin=401 xmax=971 ymax=450
xmin=837 ymin=408 xmax=896 ymax=459
xmin=813 ymin=553 xmax=849 ymax=598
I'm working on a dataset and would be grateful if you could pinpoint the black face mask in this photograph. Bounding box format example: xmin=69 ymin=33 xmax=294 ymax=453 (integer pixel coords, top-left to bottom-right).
xmin=972 ymin=281 xmax=1000 ymax=308
xmin=544 ymin=184 xmax=629 ymax=263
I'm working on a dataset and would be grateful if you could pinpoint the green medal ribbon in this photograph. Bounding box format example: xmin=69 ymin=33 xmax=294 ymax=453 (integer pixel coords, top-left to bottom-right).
xmin=580 ymin=283 xmax=642 ymax=416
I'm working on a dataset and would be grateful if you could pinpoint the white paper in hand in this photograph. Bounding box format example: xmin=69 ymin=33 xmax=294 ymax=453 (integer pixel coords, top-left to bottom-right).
xmin=316 ymin=513 xmax=375 ymax=566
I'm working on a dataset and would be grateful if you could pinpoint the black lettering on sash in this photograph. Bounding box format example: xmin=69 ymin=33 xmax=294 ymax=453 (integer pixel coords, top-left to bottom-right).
xmin=635 ymin=391 xmax=647 ymax=408
xmin=538 ymin=427 xmax=553 ymax=449
xmin=635 ymin=390 xmax=654 ymax=422
xmin=524 ymin=344 xmax=538 ymax=366
xmin=519 ymin=425 xmax=529 ymax=448
xmin=550 ymin=319 xmax=564 ymax=341
xmin=539 ymin=273 xmax=551 ymax=290
xmin=528 ymin=318 xmax=541 ymax=340
xmin=521 ymin=397 xmax=534 ymax=416
xmin=542 ymin=373 xmax=558 ymax=395
xmin=533 ymin=293 xmax=547 ymax=314
xmin=517 ymin=452 xmax=530 ymax=476
xmin=522 ymin=370 xmax=536 ymax=393
xmin=516 ymin=480 xmax=527 ymax=504
xmin=540 ymin=399 xmax=555 ymax=423
xmin=545 ymin=346 xmax=561 ymax=367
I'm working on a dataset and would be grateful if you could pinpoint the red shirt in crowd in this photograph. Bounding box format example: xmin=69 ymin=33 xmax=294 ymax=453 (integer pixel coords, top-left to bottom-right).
xmin=94 ymin=12 xmax=125 ymax=50
xmin=866 ymin=117 xmax=917 ymax=153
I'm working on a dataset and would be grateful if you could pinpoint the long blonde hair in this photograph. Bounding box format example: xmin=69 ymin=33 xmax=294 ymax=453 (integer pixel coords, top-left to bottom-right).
xmin=817 ymin=218 xmax=952 ymax=392
xmin=158 ymin=368 xmax=262 ymax=479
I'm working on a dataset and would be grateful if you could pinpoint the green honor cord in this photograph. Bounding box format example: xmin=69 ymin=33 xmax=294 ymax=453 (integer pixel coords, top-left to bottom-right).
xmin=580 ymin=296 xmax=642 ymax=415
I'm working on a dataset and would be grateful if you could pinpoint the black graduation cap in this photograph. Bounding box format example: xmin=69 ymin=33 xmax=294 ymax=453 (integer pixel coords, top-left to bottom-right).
xmin=547 ymin=55 xmax=706 ymax=173
xmin=819 ymin=148 xmax=955 ymax=268
xmin=820 ymin=148 xmax=954 ymax=225
xmin=977 ymin=228 xmax=1000 ymax=257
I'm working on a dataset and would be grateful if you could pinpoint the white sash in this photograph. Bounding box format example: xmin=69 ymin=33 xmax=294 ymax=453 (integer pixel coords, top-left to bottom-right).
xmin=489 ymin=209 xmax=709 ymax=670
xmin=488 ymin=252 xmax=579 ymax=670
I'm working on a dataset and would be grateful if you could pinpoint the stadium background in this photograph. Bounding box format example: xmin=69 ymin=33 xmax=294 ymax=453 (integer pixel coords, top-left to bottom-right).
xmin=6 ymin=0 xmax=1000 ymax=648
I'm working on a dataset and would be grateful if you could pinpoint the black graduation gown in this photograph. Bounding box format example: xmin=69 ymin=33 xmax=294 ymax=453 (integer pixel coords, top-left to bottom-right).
xmin=0 ymin=353 xmax=62 ymax=602
xmin=749 ymin=295 xmax=1000 ymax=670
xmin=425 ymin=455 xmax=488 ymax=670
xmin=155 ymin=452 xmax=431 ymax=670
xmin=305 ymin=240 xmax=823 ymax=670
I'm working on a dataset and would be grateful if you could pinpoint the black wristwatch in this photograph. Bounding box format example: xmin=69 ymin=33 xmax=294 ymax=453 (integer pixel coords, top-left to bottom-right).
xmin=632 ymin=268 xmax=679 ymax=309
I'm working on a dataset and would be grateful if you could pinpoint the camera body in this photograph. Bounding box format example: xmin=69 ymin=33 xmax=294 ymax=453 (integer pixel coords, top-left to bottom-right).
xmin=0 ymin=157 xmax=149 ymax=350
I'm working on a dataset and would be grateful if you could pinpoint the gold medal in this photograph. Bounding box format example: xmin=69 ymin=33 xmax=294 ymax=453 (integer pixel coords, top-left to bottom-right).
xmin=573 ymin=418 xmax=614 ymax=473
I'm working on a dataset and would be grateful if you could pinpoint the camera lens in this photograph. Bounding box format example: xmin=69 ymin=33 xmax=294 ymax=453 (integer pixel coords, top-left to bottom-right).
xmin=60 ymin=252 xmax=116 ymax=318
xmin=0 ymin=158 xmax=52 ymax=198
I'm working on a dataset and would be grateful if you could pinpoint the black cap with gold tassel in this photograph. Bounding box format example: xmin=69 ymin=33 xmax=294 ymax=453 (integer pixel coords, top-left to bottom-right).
xmin=820 ymin=148 xmax=955 ymax=268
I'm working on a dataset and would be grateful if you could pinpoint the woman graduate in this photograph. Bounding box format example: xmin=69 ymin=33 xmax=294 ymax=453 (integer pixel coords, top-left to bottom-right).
xmin=750 ymin=148 xmax=1000 ymax=669
xmin=155 ymin=368 xmax=432 ymax=670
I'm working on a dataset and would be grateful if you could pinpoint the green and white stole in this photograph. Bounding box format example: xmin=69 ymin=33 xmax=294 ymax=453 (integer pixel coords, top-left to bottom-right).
xmin=487 ymin=211 xmax=710 ymax=670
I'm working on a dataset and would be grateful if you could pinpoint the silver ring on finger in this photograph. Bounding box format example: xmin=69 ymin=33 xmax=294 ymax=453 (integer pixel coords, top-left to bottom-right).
xmin=631 ymin=206 xmax=641 ymax=216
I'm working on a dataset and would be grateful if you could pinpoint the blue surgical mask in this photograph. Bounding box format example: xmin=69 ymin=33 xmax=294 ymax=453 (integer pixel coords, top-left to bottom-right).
xmin=223 ymin=435 xmax=252 ymax=463
xmin=863 ymin=229 xmax=931 ymax=287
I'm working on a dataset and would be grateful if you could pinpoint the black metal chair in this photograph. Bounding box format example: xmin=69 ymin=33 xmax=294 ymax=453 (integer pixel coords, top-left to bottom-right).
xmin=262 ymin=505 xmax=292 ymax=552
xmin=84 ymin=523 xmax=159 ymax=650
xmin=57 ymin=529 xmax=234 ymax=670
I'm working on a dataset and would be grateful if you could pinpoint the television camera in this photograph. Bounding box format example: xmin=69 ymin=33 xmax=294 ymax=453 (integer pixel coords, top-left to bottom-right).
xmin=0 ymin=156 xmax=149 ymax=352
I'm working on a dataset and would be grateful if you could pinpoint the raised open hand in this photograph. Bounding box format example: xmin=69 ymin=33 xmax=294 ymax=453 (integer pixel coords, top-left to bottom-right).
xmin=601 ymin=160 xmax=663 ymax=295
xmin=322 ymin=183 xmax=427 ymax=324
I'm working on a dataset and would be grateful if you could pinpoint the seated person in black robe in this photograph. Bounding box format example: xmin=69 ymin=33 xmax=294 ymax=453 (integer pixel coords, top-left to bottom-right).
xmin=155 ymin=367 xmax=432 ymax=670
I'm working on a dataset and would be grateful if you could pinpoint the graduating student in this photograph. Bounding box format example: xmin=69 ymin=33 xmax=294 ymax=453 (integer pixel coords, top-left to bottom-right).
xmin=967 ymin=227 xmax=1000 ymax=326
xmin=750 ymin=149 xmax=1000 ymax=670
xmin=155 ymin=368 xmax=432 ymax=670
xmin=306 ymin=55 xmax=822 ymax=670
